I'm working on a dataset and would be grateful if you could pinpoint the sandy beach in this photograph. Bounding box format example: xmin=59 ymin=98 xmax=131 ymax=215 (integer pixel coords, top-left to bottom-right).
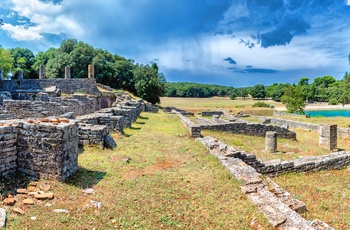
xmin=274 ymin=102 xmax=350 ymax=111
xmin=304 ymin=103 xmax=350 ymax=111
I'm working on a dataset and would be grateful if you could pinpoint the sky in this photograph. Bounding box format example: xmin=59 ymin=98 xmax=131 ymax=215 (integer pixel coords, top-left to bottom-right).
xmin=1 ymin=0 xmax=350 ymax=87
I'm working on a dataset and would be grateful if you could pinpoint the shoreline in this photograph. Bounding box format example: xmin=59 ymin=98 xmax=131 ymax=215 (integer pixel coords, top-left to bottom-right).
xmin=275 ymin=104 xmax=350 ymax=112
xmin=304 ymin=104 xmax=350 ymax=111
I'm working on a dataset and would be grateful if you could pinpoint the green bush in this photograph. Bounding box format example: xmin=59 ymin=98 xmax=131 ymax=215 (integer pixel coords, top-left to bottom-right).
xmin=328 ymin=98 xmax=338 ymax=105
xmin=252 ymin=102 xmax=270 ymax=108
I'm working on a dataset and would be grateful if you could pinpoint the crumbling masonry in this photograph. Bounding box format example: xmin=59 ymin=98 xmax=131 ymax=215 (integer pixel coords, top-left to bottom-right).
xmin=0 ymin=66 xmax=158 ymax=181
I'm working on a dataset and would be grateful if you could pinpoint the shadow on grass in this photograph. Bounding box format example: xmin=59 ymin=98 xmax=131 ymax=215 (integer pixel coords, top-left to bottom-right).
xmin=0 ymin=171 xmax=31 ymax=196
xmin=136 ymin=121 xmax=145 ymax=125
xmin=139 ymin=116 xmax=149 ymax=120
xmin=129 ymin=127 xmax=141 ymax=130
xmin=65 ymin=167 xmax=106 ymax=189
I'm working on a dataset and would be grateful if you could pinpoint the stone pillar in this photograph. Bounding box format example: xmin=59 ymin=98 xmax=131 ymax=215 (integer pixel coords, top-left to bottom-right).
xmin=319 ymin=125 xmax=337 ymax=150
xmin=17 ymin=70 xmax=23 ymax=80
xmin=65 ymin=66 xmax=71 ymax=79
xmin=0 ymin=69 xmax=3 ymax=80
xmin=39 ymin=65 xmax=46 ymax=79
xmin=265 ymin=131 xmax=277 ymax=153
xmin=88 ymin=64 xmax=94 ymax=78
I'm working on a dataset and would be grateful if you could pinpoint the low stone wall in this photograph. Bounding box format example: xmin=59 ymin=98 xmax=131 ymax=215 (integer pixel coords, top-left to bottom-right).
xmin=200 ymin=122 xmax=296 ymax=139
xmin=201 ymin=111 xmax=224 ymax=116
xmin=77 ymin=113 xmax=124 ymax=133
xmin=200 ymin=135 xmax=350 ymax=176
xmin=163 ymin=107 xmax=194 ymax=116
xmin=16 ymin=121 xmax=79 ymax=181
xmin=2 ymin=95 xmax=98 ymax=119
xmin=175 ymin=112 xmax=201 ymax=137
xmin=260 ymin=116 xmax=350 ymax=139
xmin=198 ymin=136 xmax=332 ymax=229
xmin=0 ymin=78 xmax=101 ymax=95
xmin=78 ymin=124 xmax=109 ymax=149
xmin=0 ymin=126 xmax=17 ymax=176
xmin=260 ymin=117 xmax=319 ymax=131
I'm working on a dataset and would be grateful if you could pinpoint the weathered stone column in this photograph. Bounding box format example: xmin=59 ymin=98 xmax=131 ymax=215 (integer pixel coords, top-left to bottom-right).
xmin=265 ymin=131 xmax=277 ymax=153
xmin=17 ymin=70 xmax=23 ymax=80
xmin=319 ymin=125 xmax=337 ymax=150
xmin=65 ymin=66 xmax=71 ymax=79
xmin=88 ymin=64 xmax=94 ymax=78
xmin=0 ymin=69 xmax=3 ymax=80
xmin=39 ymin=65 xmax=46 ymax=79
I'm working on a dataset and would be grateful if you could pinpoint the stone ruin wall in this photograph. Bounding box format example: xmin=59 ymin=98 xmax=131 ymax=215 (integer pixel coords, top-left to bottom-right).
xmin=199 ymin=136 xmax=334 ymax=229
xmin=0 ymin=78 xmax=100 ymax=95
xmin=172 ymin=109 xmax=296 ymax=139
xmin=259 ymin=116 xmax=350 ymax=139
xmin=1 ymin=95 xmax=98 ymax=119
xmin=0 ymin=121 xmax=79 ymax=181
xmin=200 ymin=122 xmax=296 ymax=139
xmin=16 ymin=121 xmax=79 ymax=181
xmin=0 ymin=126 xmax=17 ymax=176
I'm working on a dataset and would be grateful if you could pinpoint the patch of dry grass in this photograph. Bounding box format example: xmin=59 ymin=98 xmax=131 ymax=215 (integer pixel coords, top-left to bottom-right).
xmin=5 ymin=113 xmax=271 ymax=229
xmin=160 ymin=96 xmax=284 ymax=115
xmin=273 ymin=169 xmax=350 ymax=229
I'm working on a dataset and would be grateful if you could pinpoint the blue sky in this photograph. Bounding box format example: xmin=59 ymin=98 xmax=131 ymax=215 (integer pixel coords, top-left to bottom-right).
xmin=1 ymin=0 xmax=350 ymax=87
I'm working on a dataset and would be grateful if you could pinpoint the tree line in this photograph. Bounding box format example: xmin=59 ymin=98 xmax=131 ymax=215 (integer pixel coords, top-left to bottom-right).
xmin=0 ymin=39 xmax=165 ymax=104
xmin=165 ymin=72 xmax=350 ymax=114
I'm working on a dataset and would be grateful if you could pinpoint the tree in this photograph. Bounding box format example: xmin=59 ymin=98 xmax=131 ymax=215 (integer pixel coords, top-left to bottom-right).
xmin=250 ymin=84 xmax=266 ymax=99
xmin=114 ymin=57 xmax=135 ymax=92
xmin=281 ymin=85 xmax=305 ymax=114
xmin=10 ymin=48 xmax=36 ymax=79
xmin=133 ymin=63 xmax=166 ymax=104
xmin=266 ymin=83 xmax=286 ymax=102
xmin=0 ymin=48 xmax=14 ymax=77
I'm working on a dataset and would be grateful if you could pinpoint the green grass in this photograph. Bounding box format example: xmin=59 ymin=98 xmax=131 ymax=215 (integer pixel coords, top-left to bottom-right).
xmin=5 ymin=112 xmax=271 ymax=229
xmin=273 ymin=169 xmax=350 ymax=229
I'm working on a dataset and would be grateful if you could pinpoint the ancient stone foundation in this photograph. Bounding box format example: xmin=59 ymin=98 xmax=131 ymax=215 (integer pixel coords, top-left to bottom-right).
xmin=199 ymin=136 xmax=334 ymax=229
xmin=0 ymin=126 xmax=17 ymax=176
xmin=17 ymin=121 xmax=79 ymax=181
xmin=0 ymin=121 xmax=79 ymax=181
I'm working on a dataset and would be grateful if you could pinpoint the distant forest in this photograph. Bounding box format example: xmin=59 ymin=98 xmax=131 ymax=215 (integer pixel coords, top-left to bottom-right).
xmin=165 ymin=73 xmax=350 ymax=105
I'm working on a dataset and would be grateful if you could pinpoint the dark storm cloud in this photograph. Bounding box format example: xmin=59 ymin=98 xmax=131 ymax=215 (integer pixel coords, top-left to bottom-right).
xmin=229 ymin=65 xmax=278 ymax=74
xmin=223 ymin=57 xmax=237 ymax=65
xmin=220 ymin=0 xmax=350 ymax=48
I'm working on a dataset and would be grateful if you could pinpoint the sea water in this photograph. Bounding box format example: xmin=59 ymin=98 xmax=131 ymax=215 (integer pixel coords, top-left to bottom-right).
xmin=305 ymin=110 xmax=350 ymax=118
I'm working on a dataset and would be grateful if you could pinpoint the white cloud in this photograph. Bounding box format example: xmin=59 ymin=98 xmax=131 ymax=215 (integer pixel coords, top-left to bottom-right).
xmin=2 ymin=23 xmax=43 ymax=40
xmin=348 ymin=0 xmax=350 ymax=5
xmin=2 ymin=0 xmax=83 ymax=41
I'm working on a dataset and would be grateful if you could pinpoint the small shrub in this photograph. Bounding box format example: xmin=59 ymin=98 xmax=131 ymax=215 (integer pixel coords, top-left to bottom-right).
xmin=252 ymin=102 xmax=270 ymax=108
xmin=328 ymin=98 xmax=338 ymax=105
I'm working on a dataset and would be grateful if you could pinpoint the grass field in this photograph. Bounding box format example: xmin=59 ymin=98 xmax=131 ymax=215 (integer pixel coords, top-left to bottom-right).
xmin=273 ymin=169 xmax=350 ymax=229
xmin=160 ymin=96 xmax=284 ymax=116
xmin=5 ymin=113 xmax=271 ymax=229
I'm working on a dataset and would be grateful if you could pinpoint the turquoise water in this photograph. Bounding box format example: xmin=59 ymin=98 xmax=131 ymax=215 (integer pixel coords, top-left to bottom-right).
xmin=305 ymin=110 xmax=350 ymax=117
